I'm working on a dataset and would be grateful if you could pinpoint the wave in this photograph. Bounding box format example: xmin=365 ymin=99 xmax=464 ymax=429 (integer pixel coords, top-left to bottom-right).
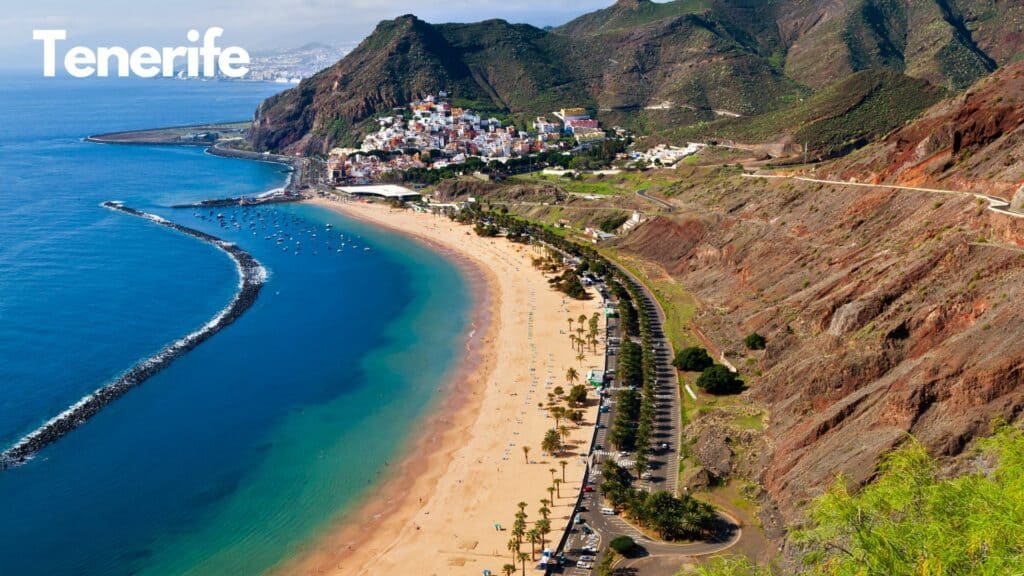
xmin=0 ymin=202 xmax=266 ymax=471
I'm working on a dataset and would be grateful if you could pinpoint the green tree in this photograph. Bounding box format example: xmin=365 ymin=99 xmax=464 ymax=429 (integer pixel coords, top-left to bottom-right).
xmin=567 ymin=384 xmax=588 ymax=407
xmin=542 ymin=428 xmax=562 ymax=455
xmin=672 ymin=346 xmax=713 ymax=372
xmin=609 ymin=535 xmax=638 ymax=557
xmin=696 ymin=365 xmax=744 ymax=395
xmin=565 ymin=367 xmax=579 ymax=387
xmin=744 ymin=332 xmax=766 ymax=350
xmin=792 ymin=426 xmax=1024 ymax=575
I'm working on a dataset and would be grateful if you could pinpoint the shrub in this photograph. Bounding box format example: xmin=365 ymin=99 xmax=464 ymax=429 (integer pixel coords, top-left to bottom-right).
xmin=696 ymin=365 xmax=744 ymax=395
xmin=609 ymin=536 xmax=638 ymax=557
xmin=744 ymin=332 xmax=766 ymax=350
xmin=673 ymin=346 xmax=713 ymax=372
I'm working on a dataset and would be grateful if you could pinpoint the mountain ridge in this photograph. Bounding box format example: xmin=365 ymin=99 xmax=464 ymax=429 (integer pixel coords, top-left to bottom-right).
xmin=250 ymin=1 xmax=1024 ymax=157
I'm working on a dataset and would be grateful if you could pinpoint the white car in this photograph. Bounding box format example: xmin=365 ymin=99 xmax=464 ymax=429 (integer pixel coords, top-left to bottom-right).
xmin=577 ymin=561 xmax=593 ymax=569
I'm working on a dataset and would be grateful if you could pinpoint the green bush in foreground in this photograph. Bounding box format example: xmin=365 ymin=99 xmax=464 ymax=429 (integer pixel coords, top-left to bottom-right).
xmin=691 ymin=424 xmax=1024 ymax=576
xmin=673 ymin=346 xmax=713 ymax=372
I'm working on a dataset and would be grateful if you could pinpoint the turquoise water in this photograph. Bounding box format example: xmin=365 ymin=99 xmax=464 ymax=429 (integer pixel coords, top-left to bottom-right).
xmin=0 ymin=75 xmax=470 ymax=575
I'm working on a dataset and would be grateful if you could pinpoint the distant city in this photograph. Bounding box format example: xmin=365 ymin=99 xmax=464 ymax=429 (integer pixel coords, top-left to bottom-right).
xmin=175 ymin=42 xmax=353 ymax=83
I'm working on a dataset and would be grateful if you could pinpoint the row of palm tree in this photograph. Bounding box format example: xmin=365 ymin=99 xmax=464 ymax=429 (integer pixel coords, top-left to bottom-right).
xmin=503 ymin=498 xmax=554 ymax=574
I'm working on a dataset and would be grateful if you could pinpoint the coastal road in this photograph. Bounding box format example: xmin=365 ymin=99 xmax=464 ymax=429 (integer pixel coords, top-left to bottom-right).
xmin=613 ymin=265 xmax=682 ymax=497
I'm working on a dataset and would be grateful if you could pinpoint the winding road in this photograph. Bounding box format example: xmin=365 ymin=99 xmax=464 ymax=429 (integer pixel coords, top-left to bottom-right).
xmin=636 ymin=189 xmax=675 ymax=212
xmin=742 ymin=173 xmax=1024 ymax=219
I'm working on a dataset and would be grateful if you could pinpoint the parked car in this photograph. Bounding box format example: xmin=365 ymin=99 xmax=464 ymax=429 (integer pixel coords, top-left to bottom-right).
xmin=577 ymin=561 xmax=593 ymax=569
xmin=583 ymin=485 xmax=594 ymax=493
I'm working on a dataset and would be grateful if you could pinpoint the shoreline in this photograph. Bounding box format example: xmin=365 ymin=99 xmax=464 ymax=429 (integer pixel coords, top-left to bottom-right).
xmin=275 ymin=197 xmax=605 ymax=575
xmin=268 ymin=198 xmax=499 ymax=576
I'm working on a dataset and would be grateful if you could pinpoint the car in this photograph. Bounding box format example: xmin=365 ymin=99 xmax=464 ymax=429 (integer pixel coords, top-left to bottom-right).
xmin=582 ymin=545 xmax=598 ymax=554
xmin=583 ymin=485 xmax=595 ymax=493
xmin=580 ymin=555 xmax=596 ymax=562
xmin=660 ymin=442 xmax=669 ymax=449
xmin=577 ymin=561 xmax=593 ymax=569
xmin=601 ymin=507 xmax=616 ymax=515
xmin=574 ymin=514 xmax=584 ymax=524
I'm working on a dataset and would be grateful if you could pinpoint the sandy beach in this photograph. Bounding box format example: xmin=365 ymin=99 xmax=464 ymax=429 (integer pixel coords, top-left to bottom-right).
xmin=276 ymin=197 xmax=606 ymax=575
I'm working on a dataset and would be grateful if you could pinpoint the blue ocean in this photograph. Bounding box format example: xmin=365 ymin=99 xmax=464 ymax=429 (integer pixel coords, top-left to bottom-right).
xmin=0 ymin=75 xmax=470 ymax=575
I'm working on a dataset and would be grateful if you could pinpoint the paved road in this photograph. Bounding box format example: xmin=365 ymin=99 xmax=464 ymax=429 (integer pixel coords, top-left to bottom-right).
xmin=742 ymin=173 xmax=1024 ymax=219
xmin=551 ymin=266 xmax=743 ymax=574
xmin=636 ymin=189 xmax=674 ymax=212
xmin=613 ymin=266 xmax=682 ymax=496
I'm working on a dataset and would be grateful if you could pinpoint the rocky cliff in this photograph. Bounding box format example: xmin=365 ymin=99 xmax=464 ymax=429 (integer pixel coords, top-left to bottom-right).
xmin=828 ymin=61 xmax=1024 ymax=200
xmin=614 ymin=162 xmax=1024 ymax=525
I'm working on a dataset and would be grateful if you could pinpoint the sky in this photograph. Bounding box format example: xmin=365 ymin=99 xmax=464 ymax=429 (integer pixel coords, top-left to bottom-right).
xmin=3 ymin=0 xmax=620 ymax=70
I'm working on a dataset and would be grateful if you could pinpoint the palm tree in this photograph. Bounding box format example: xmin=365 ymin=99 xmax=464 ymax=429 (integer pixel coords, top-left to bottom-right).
xmin=578 ymin=313 xmax=588 ymax=331
xmin=538 ymin=505 xmax=551 ymax=520
xmin=553 ymin=385 xmax=565 ymax=398
xmin=517 ymin=501 xmax=528 ymax=514
xmin=576 ymin=350 xmax=586 ymax=366
xmin=503 ymin=564 xmax=516 ymax=576
xmin=558 ymin=425 xmax=570 ymax=444
xmin=542 ymin=428 xmax=562 ymax=455
xmin=518 ymin=552 xmax=529 ymax=576
xmin=549 ymin=406 xmax=564 ymax=428
xmin=547 ymin=485 xmax=555 ymax=502
xmin=536 ymin=517 xmax=551 ymax=550
xmin=565 ymin=367 xmax=579 ymax=386
xmin=553 ymin=478 xmax=563 ymax=498
xmin=559 ymin=460 xmax=568 ymax=482
xmin=507 ymin=537 xmax=519 ymax=567
xmin=527 ymin=527 xmax=540 ymax=560
xmin=567 ymin=317 xmax=574 ymax=334
xmin=522 ymin=445 xmax=530 ymax=464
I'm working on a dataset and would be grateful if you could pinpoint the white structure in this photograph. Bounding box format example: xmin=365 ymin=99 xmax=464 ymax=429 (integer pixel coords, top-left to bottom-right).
xmin=337 ymin=185 xmax=422 ymax=201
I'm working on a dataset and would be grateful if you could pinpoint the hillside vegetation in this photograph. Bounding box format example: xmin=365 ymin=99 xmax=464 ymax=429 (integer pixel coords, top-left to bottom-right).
xmin=694 ymin=425 xmax=1024 ymax=575
xmin=669 ymin=69 xmax=946 ymax=160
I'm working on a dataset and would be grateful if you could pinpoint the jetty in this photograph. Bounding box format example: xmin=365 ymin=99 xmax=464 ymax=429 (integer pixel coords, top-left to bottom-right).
xmin=0 ymin=202 xmax=266 ymax=471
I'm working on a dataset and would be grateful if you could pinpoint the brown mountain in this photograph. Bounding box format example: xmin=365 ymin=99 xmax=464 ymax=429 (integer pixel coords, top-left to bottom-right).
xmin=827 ymin=60 xmax=1024 ymax=200
xmin=250 ymin=0 xmax=1024 ymax=155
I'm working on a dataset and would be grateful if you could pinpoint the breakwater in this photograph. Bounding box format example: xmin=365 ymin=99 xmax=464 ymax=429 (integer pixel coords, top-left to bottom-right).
xmin=0 ymin=202 xmax=266 ymax=471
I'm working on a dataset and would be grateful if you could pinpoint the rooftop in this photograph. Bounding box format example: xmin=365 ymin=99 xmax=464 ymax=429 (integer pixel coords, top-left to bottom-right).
xmin=336 ymin=185 xmax=422 ymax=200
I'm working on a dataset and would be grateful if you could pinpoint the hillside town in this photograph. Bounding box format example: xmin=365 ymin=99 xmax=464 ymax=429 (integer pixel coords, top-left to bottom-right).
xmin=325 ymin=95 xmax=607 ymax=184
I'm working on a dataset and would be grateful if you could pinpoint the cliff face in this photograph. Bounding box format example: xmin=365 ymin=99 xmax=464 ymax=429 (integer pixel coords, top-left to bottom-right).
xmin=615 ymin=166 xmax=1024 ymax=523
xmin=828 ymin=61 xmax=1024 ymax=199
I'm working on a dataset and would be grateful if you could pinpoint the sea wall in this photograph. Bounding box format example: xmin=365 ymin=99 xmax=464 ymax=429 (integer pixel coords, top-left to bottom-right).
xmin=0 ymin=202 xmax=265 ymax=471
